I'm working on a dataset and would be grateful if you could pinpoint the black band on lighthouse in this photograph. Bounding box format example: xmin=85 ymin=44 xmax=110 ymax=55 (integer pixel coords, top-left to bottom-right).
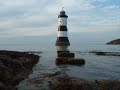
xmin=58 ymin=26 xmax=67 ymax=31
xmin=56 ymin=37 xmax=70 ymax=46
xmin=57 ymin=37 xmax=69 ymax=41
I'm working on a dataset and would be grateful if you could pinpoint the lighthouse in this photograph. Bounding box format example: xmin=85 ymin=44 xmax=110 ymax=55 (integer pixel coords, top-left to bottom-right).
xmin=55 ymin=9 xmax=85 ymax=65
xmin=55 ymin=9 xmax=70 ymax=46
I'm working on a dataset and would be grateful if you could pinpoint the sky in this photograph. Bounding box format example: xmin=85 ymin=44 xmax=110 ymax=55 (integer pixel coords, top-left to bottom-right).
xmin=0 ymin=0 xmax=120 ymax=44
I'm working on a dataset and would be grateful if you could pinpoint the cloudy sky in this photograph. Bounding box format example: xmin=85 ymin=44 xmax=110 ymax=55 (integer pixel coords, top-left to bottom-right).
xmin=0 ymin=0 xmax=120 ymax=44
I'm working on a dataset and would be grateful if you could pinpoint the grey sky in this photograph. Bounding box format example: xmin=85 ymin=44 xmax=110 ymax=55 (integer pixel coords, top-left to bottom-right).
xmin=0 ymin=0 xmax=120 ymax=44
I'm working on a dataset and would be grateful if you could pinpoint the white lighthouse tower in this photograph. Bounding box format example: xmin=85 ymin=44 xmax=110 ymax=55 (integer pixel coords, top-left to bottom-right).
xmin=56 ymin=9 xmax=70 ymax=46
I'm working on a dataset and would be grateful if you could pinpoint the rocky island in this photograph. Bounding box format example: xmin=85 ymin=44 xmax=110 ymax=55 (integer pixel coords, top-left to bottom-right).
xmin=0 ymin=50 xmax=40 ymax=89
xmin=107 ymin=39 xmax=120 ymax=45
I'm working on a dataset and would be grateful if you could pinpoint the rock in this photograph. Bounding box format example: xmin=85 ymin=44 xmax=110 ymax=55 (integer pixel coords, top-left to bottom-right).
xmin=49 ymin=75 xmax=120 ymax=90
xmin=107 ymin=39 xmax=120 ymax=45
xmin=0 ymin=50 xmax=40 ymax=88
xmin=0 ymin=82 xmax=5 ymax=87
xmin=89 ymin=51 xmax=120 ymax=56
xmin=48 ymin=71 xmax=62 ymax=77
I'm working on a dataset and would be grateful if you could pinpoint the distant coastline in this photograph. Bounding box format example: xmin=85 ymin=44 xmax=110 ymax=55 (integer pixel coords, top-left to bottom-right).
xmin=107 ymin=39 xmax=120 ymax=45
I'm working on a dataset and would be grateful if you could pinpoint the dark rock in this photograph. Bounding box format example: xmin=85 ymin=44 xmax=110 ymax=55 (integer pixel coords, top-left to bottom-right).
xmin=89 ymin=51 xmax=120 ymax=56
xmin=107 ymin=39 xmax=120 ymax=45
xmin=95 ymin=52 xmax=106 ymax=55
xmin=49 ymin=75 xmax=120 ymax=90
xmin=49 ymin=75 xmax=96 ymax=90
xmin=51 ymin=71 xmax=61 ymax=76
xmin=0 ymin=82 xmax=5 ymax=87
xmin=0 ymin=50 xmax=40 ymax=88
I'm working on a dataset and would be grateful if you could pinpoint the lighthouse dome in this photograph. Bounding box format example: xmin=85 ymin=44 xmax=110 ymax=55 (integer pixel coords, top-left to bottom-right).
xmin=60 ymin=10 xmax=65 ymax=15
xmin=58 ymin=10 xmax=68 ymax=18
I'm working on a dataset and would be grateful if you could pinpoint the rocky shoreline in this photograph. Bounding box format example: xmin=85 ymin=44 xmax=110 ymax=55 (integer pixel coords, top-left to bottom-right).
xmin=0 ymin=50 xmax=40 ymax=89
xmin=0 ymin=50 xmax=120 ymax=90
xmin=26 ymin=71 xmax=120 ymax=90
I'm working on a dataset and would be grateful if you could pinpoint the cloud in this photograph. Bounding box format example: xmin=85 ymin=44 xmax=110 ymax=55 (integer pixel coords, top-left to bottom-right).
xmin=69 ymin=23 xmax=120 ymax=33
xmin=0 ymin=27 xmax=56 ymax=38
xmin=0 ymin=0 xmax=120 ymax=38
xmin=93 ymin=0 xmax=107 ymax=2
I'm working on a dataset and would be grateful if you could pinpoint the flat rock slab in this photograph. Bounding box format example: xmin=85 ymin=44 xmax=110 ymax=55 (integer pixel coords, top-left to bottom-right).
xmin=56 ymin=57 xmax=85 ymax=65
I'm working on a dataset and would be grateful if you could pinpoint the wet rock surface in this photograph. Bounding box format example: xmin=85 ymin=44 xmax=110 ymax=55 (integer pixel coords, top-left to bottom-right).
xmin=22 ymin=70 xmax=120 ymax=90
xmin=49 ymin=74 xmax=120 ymax=90
xmin=0 ymin=50 xmax=40 ymax=89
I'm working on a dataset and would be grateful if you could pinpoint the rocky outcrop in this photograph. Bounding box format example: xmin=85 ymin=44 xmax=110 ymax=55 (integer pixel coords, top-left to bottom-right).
xmin=49 ymin=75 xmax=120 ymax=90
xmin=0 ymin=50 xmax=40 ymax=89
xmin=107 ymin=39 xmax=120 ymax=45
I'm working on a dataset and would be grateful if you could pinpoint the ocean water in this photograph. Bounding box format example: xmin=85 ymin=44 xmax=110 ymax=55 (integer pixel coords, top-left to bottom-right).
xmin=0 ymin=44 xmax=120 ymax=89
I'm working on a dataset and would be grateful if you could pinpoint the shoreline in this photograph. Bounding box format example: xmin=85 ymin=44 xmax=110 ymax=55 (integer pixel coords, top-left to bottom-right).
xmin=24 ymin=70 xmax=120 ymax=90
xmin=0 ymin=50 xmax=120 ymax=90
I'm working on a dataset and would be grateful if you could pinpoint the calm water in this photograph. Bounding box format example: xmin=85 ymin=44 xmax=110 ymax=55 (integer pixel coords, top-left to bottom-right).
xmin=0 ymin=44 xmax=120 ymax=89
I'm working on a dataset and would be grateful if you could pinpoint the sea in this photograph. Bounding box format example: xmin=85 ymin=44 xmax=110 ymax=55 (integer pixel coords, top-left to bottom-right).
xmin=0 ymin=44 xmax=120 ymax=89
